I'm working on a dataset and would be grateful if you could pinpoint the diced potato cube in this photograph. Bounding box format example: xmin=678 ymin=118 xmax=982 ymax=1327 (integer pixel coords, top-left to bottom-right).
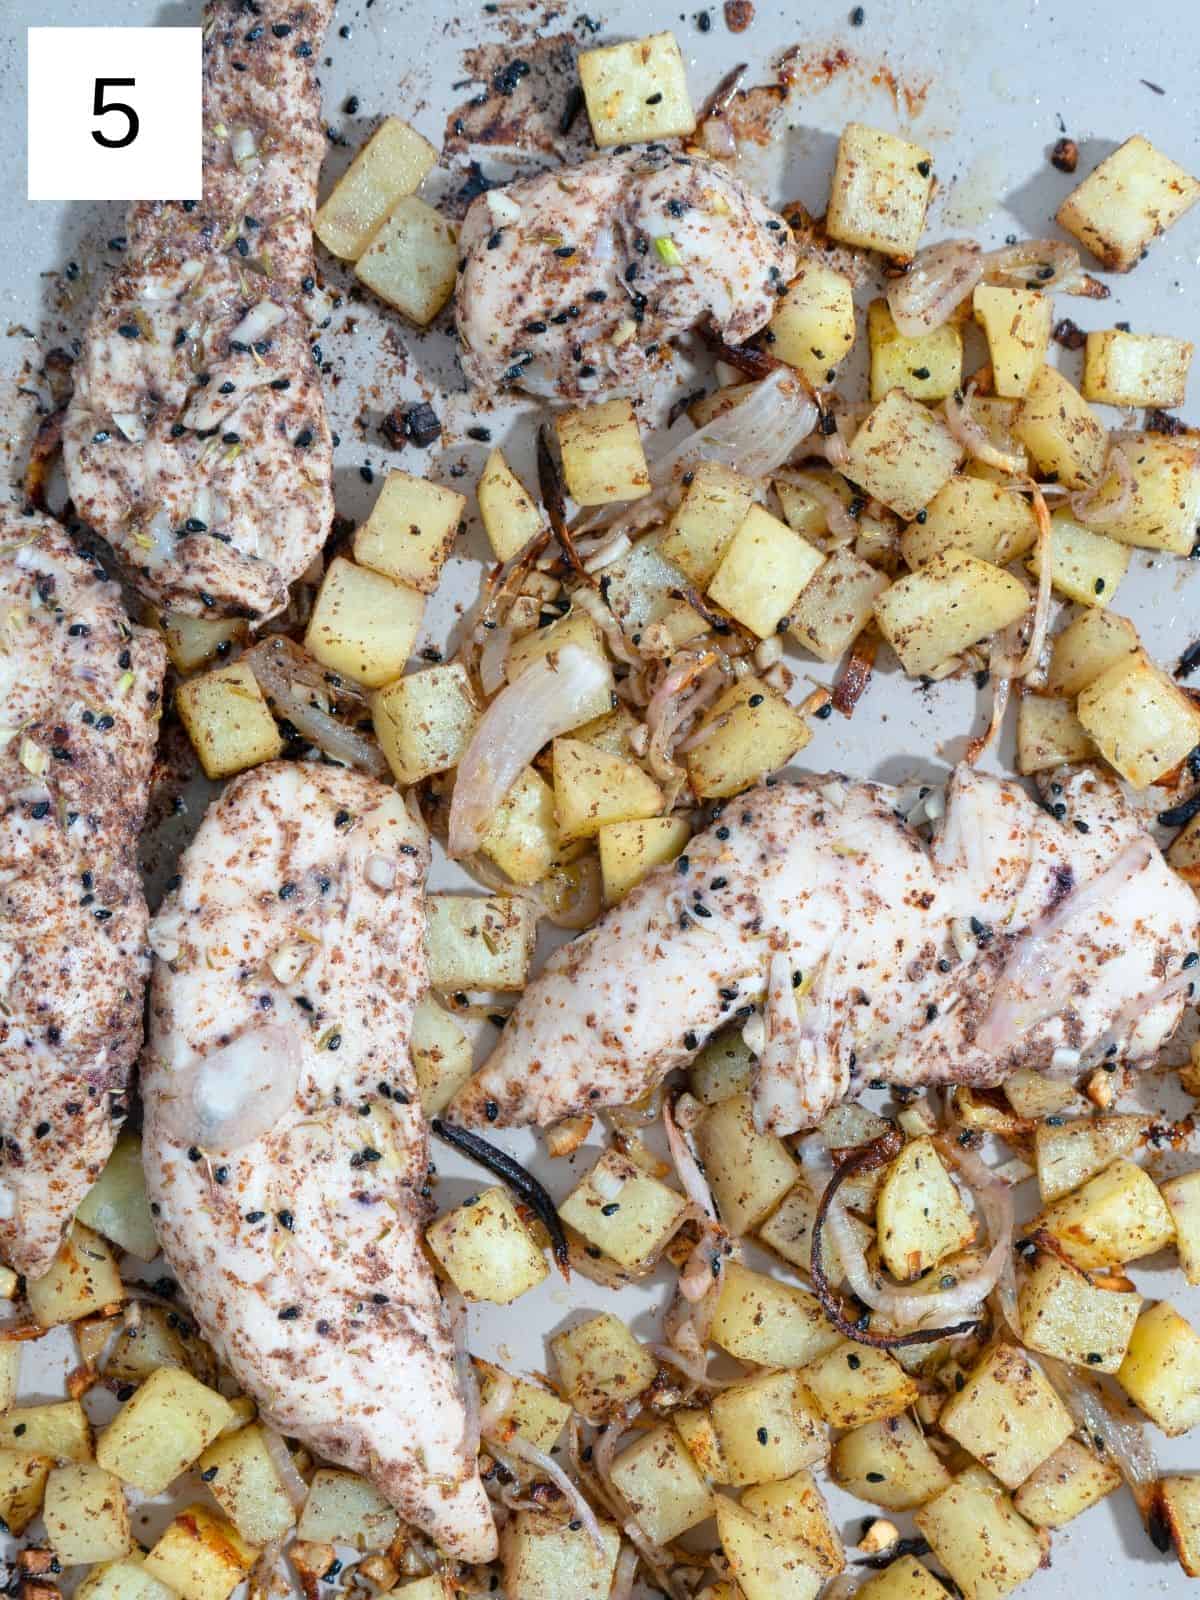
xmin=578 ymin=31 xmax=695 ymax=147
xmin=708 ymin=505 xmax=824 ymax=638
xmin=685 ymin=677 xmax=810 ymax=800
xmin=1046 ymin=608 xmax=1139 ymax=696
xmin=1033 ymin=1113 xmax=1145 ymax=1202
xmin=76 ymin=1558 xmax=177 ymax=1600
xmin=98 ymin=1369 xmax=235 ymax=1496
xmin=798 ymin=1341 xmax=919 ymax=1429
xmin=0 ymin=1400 xmax=91 ymax=1460
xmin=1027 ymin=509 xmax=1129 ymax=607
xmin=475 ymin=1363 xmax=569 ymax=1455
xmin=0 ymin=1450 xmax=53 ymax=1533
xmin=1080 ymin=432 xmax=1200 ymax=555
xmin=500 ymin=1509 xmax=620 ymax=1600
xmin=1077 ymin=648 xmax=1200 ymax=787
xmin=557 ymin=399 xmax=650 ymax=505
xmin=295 ymin=1469 xmax=398 ymax=1548
xmin=843 ymin=389 xmax=964 ymax=520
xmin=856 ymin=1556 xmax=953 ymax=1600
xmin=714 ymin=1495 xmax=826 ymax=1600
xmin=559 ymin=1148 xmax=686 ymax=1269
xmin=479 ymin=767 xmax=559 ymax=888
xmin=874 ymin=548 xmax=1028 ymax=676
xmin=353 ymin=472 xmax=465 ymax=594
xmin=427 ymin=1186 xmax=547 ymax=1304
xmin=901 ymin=476 xmax=1038 ymax=570
xmin=75 ymin=1133 xmax=158 ymax=1261
xmin=550 ymin=1313 xmax=657 ymax=1421
xmin=773 ymin=265 xmax=857 ymax=386
xmin=774 ymin=467 xmax=894 ymax=551
xmin=711 ymin=1371 xmax=827 ymax=1487
xmin=1156 ymin=1474 xmax=1200 ymax=1577
xmin=0 ymin=1344 xmax=19 ymax=1414
xmin=1083 ymin=329 xmax=1193 ymax=407
xmin=1117 ymin=1300 xmax=1200 ymax=1435
xmin=103 ymin=1303 xmax=215 ymax=1390
xmin=175 ymin=662 xmax=283 ymax=781
xmin=972 ymin=287 xmax=1052 ymax=398
xmin=1014 ymin=365 xmax=1108 ymax=488
xmin=143 ymin=1505 xmax=258 ymax=1600
xmin=1033 ymin=1156 xmax=1175 ymax=1268
xmin=1170 ymin=813 xmax=1200 ymax=887
xmin=1011 ymin=1437 xmax=1121 ymax=1527
xmin=826 ymin=123 xmax=935 ymax=259
xmin=370 ymin=663 xmax=477 ymax=784
xmin=354 ymin=197 xmax=458 ymax=325
xmin=868 ymin=299 xmax=962 ymax=402
xmin=304 ymin=557 xmax=424 ymax=688
xmin=696 ymin=1092 xmax=799 ymax=1233
xmin=158 ymin=611 xmax=245 ymax=674
xmin=661 ymin=461 xmax=756 ymax=586
xmin=410 ymin=997 xmax=472 ymax=1117
xmin=674 ymin=1407 xmax=730 ymax=1482
xmin=552 ymin=737 xmax=663 ymax=842
xmin=315 ymin=118 xmax=438 ymax=260
xmin=938 ymin=1344 xmax=1073 ymax=1489
xmin=710 ymin=1262 xmax=841 ymax=1370
xmin=599 ymin=815 xmax=689 ymax=903
xmin=44 ymin=1462 xmax=131 ymax=1565
xmin=1056 ymin=134 xmax=1200 ymax=271
xmin=424 ymin=894 xmax=536 ymax=991
xmin=915 ymin=1467 xmax=1045 ymax=1600
xmin=830 ymin=1414 xmax=952 ymax=1511
xmin=1161 ymin=1169 xmax=1200 ymax=1284
xmin=756 ymin=1176 xmax=873 ymax=1282
xmin=477 ymin=449 xmax=543 ymax=563
xmin=741 ymin=1469 xmax=843 ymax=1576
xmin=689 ymin=1027 xmax=754 ymax=1106
xmin=197 ymin=1425 xmax=298 ymax=1546
xmin=388 ymin=1582 xmax=448 ymax=1600
xmin=788 ymin=548 xmax=888 ymax=662
xmin=1016 ymin=695 xmax=1096 ymax=774
xmin=876 ymin=1136 xmax=975 ymax=1281
xmin=610 ymin=1422 xmax=713 ymax=1543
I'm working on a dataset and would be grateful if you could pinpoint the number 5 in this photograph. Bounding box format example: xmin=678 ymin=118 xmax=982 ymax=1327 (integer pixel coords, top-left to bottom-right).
xmin=92 ymin=78 xmax=139 ymax=149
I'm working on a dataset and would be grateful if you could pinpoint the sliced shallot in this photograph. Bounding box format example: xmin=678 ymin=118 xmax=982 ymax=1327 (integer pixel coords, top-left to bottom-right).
xmin=448 ymin=642 xmax=611 ymax=857
xmin=886 ymin=239 xmax=984 ymax=337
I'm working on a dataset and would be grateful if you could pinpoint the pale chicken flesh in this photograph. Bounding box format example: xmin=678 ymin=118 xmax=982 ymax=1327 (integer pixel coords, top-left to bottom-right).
xmin=141 ymin=763 xmax=496 ymax=1564
xmin=62 ymin=0 xmax=335 ymax=622
xmin=452 ymin=764 xmax=1199 ymax=1135
xmin=455 ymin=147 xmax=798 ymax=401
xmin=0 ymin=511 xmax=164 ymax=1277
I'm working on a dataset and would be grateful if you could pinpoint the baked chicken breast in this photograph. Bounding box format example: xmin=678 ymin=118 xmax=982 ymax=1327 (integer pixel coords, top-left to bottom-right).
xmin=452 ymin=764 xmax=1198 ymax=1135
xmin=141 ymin=762 xmax=496 ymax=1564
xmin=62 ymin=0 xmax=335 ymax=622
xmin=455 ymin=146 xmax=797 ymax=401
xmin=0 ymin=510 xmax=163 ymax=1278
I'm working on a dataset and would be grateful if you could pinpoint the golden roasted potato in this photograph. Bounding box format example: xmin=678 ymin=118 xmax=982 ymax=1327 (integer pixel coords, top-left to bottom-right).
xmin=577 ymin=32 xmax=696 ymax=147
xmin=843 ymin=389 xmax=963 ymax=520
xmin=826 ymin=123 xmax=935 ymax=259
xmin=1056 ymin=135 xmax=1200 ymax=271
xmin=426 ymin=1186 xmax=548 ymax=1304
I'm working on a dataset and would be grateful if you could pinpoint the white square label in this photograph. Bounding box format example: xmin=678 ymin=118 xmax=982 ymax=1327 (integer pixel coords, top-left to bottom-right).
xmin=27 ymin=27 xmax=202 ymax=202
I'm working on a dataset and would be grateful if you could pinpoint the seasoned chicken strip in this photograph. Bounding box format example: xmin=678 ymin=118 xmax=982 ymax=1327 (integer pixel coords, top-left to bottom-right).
xmin=452 ymin=766 xmax=1197 ymax=1135
xmin=455 ymin=147 xmax=797 ymax=400
xmin=141 ymin=764 xmax=495 ymax=1564
xmin=62 ymin=0 xmax=335 ymax=621
xmin=0 ymin=511 xmax=163 ymax=1277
